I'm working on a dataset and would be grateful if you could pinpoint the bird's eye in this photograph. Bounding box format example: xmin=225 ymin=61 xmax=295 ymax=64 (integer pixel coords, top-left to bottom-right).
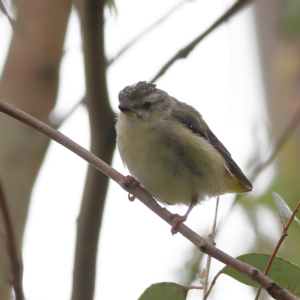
xmin=143 ymin=102 xmax=152 ymax=110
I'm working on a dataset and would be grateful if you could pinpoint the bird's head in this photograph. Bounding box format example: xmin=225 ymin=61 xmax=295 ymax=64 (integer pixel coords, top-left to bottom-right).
xmin=118 ymin=81 xmax=169 ymax=122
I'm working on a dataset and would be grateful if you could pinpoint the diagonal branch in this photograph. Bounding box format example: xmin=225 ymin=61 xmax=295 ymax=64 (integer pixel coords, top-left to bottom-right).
xmin=0 ymin=99 xmax=118 ymax=183
xmin=150 ymin=0 xmax=253 ymax=82
xmin=0 ymin=99 xmax=297 ymax=300
xmin=108 ymin=0 xmax=190 ymax=65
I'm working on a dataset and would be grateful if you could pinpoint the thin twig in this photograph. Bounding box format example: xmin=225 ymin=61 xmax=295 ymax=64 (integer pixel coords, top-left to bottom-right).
xmin=150 ymin=0 xmax=253 ymax=82
xmin=278 ymin=214 xmax=286 ymax=228
xmin=0 ymin=98 xmax=296 ymax=300
xmin=204 ymin=269 xmax=223 ymax=299
xmin=203 ymin=197 xmax=219 ymax=299
xmin=108 ymin=0 xmax=190 ymax=65
xmin=254 ymin=201 xmax=300 ymax=300
xmin=187 ymin=285 xmax=203 ymax=290
xmin=0 ymin=181 xmax=24 ymax=300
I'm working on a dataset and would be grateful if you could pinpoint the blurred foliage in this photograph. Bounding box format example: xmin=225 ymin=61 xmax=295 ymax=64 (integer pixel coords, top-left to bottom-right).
xmin=106 ymin=0 xmax=116 ymax=13
xmin=282 ymin=0 xmax=300 ymax=37
xmin=180 ymin=246 xmax=205 ymax=286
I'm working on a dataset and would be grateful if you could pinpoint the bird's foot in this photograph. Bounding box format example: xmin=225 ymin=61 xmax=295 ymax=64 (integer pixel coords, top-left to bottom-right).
xmin=122 ymin=175 xmax=140 ymax=201
xmin=167 ymin=213 xmax=187 ymax=235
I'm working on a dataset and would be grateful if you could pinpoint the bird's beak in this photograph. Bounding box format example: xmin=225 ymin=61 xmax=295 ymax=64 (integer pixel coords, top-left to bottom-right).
xmin=118 ymin=103 xmax=134 ymax=113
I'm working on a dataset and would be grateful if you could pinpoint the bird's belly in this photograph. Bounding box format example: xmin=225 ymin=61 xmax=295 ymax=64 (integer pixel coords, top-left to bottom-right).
xmin=129 ymin=154 xmax=196 ymax=205
xmin=116 ymin=116 xmax=231 ymax=205
xmin=117 ymin=130 xmax=198 ymax=205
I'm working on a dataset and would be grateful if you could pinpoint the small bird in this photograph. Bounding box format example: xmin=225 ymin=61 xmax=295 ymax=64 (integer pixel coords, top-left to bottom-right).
xmin=116 ymin=81 xmax=252 ymax=233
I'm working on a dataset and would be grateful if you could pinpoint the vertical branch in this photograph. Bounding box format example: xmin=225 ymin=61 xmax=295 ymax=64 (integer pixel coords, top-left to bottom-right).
xmin=0 ymin=182 xmax=24 ymax=300
xmin=71 ymin=0 xmax=116 ymax=299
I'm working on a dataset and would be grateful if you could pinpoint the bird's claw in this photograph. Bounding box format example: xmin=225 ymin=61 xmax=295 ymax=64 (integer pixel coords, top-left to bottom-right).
xmin=166 ymin=213 xmax=187 ymax=235
xmin=122 ymin=176 xmax=140 ymax=202
xmin=128 ymin=193 xmax=135 ymax=201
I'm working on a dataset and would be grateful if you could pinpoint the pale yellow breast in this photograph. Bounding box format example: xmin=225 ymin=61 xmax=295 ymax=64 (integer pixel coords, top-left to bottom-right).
xmin=116 ymin=114 xmax=237 ymax=205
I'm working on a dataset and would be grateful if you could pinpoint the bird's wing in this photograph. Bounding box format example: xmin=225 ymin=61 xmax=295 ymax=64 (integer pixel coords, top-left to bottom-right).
xmin=171 ymin=100 xmax=252 ymax=191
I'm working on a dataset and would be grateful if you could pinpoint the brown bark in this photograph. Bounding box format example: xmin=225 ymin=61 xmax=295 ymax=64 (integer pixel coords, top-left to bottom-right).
xmin=0 ymin=1 xmax=72 ymax=298
xmin=71 ymin=1 xmax=116 ymax=300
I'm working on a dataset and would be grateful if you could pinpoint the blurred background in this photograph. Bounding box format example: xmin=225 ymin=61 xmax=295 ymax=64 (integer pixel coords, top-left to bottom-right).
xmin=0 ymin=0 xmax=299 ymax=299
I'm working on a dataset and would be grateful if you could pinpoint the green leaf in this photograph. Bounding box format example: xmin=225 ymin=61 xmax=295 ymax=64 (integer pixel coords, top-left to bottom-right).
xmin=138 ymin=282 xmax=189 ymax=300
xmin=221 ymin=253 xmax=300 ymax=297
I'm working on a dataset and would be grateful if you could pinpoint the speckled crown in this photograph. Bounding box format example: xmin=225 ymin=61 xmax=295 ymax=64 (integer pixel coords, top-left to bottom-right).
xmin=118 ymin=81 xmax=156 ymax=101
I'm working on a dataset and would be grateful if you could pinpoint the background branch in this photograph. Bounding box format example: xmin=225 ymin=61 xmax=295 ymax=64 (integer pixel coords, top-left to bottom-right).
xmin=108 ymin=0 xmax=190 ymax=65
xmin=71 ymin=1 xmax=116 ymax=299
xmin=150 ymin=0 xmax=253 ymax=82
xmin=0 ymin=99 xmax=297 ymax=300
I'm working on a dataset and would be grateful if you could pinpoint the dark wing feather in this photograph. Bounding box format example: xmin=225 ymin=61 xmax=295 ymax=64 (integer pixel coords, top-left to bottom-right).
xmin=171 ymin=100 xmax=252 ymax=191
xmin=206 ymin=128 xmax=252 ymax=191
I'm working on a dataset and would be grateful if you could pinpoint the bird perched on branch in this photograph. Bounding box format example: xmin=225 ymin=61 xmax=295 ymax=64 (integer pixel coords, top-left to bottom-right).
xmin=116 ymin=81 xmax=252 ymax=234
